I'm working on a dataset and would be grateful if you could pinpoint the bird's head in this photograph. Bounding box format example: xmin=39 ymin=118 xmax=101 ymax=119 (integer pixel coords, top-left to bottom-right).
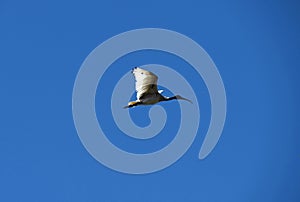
xmin=175 ymin=95 xmax=193 ymax=103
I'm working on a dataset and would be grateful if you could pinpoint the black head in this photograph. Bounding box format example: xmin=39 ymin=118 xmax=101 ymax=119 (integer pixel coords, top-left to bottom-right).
xmin=175 ymin=95 xmax=193 ymax=103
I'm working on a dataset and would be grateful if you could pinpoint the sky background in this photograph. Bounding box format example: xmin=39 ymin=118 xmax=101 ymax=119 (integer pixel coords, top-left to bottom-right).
xmin=1 ymin=0 xmax=300 ymax=201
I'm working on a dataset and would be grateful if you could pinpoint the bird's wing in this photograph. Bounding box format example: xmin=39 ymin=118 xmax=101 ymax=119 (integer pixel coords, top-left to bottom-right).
xmin=132 ymin=67 xmax=159 ymax=100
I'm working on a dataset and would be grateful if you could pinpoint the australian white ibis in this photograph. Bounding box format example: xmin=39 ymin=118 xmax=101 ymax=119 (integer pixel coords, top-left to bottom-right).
xmin=124 ymin=67 xmax=192 ymax=108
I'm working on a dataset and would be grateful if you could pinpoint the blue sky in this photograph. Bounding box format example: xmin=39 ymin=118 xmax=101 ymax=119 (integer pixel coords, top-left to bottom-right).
xmin=1 ymin=0 xmax=300 ymax=201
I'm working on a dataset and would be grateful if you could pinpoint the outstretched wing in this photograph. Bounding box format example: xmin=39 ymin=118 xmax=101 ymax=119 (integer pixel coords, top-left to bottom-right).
xmin=132 ymin=67 xmax=159 ymax=100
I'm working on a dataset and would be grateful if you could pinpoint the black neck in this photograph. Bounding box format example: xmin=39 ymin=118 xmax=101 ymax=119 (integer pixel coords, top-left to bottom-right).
xmin=166 ymin=96 xmax=177 ymax=101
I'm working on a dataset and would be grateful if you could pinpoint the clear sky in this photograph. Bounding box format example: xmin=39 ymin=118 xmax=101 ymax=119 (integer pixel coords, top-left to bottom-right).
xmin=1 ymin=0 xmax=300 ymax=201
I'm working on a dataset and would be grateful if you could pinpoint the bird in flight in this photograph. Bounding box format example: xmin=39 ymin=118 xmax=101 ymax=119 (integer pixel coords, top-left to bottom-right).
xmin=124 ymin=67 xmax=192 ymax=108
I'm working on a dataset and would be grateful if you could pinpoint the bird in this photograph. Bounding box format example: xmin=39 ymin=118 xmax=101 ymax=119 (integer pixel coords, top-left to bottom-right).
xmin=124 ymin=67 xmax=192 ymax=108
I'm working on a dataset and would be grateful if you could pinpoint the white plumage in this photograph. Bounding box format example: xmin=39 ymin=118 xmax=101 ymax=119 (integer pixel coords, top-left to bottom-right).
xmin=132 ymin=67 xmax=159 ymax=100
xmin=124 ymin=67 xmax=192 ymax=108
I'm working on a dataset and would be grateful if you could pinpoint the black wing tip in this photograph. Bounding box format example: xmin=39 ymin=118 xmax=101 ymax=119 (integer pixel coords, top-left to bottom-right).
xmin=131 ymin=66 xmax=138 ymax=73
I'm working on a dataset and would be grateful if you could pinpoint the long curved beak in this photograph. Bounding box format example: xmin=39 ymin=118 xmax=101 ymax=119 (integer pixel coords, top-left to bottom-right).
xmin=178 ymin=96 xmax=193 ymax=104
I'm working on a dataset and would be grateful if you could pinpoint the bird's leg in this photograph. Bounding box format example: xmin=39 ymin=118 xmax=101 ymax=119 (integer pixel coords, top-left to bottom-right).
xmin=123 ymin=101 xmax=140 ymax=109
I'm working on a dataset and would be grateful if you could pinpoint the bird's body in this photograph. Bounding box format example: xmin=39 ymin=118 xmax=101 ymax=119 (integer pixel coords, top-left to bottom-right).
xmin=124 ymin=67 xmax=192 ymax=108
